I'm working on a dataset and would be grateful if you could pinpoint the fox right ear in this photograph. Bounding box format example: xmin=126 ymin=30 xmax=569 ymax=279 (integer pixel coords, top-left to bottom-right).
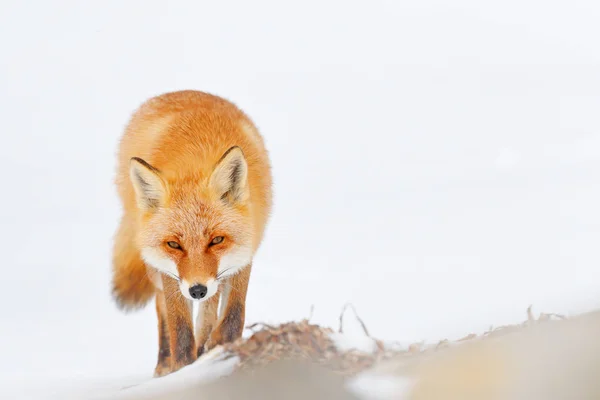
xmin=129 ymin=157 xmax=167 ymax=211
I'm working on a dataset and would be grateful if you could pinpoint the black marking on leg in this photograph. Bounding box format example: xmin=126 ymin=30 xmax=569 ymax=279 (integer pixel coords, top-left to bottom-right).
xmin=157 ymin=317 xmax=171 ymax=364
xmin=197 ymin=344 xmax=206 ymax=358
xmin=174 ymin=319 xmax=195 ymax=365
xmin=221 ymin=302 xmax=244 ymax=343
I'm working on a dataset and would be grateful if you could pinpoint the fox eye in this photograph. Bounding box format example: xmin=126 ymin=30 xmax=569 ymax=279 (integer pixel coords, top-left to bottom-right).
xmin=167 ymin=241 xmax=181 ymax=249
xmin=210 ymin=236 xmax=224 ymax=246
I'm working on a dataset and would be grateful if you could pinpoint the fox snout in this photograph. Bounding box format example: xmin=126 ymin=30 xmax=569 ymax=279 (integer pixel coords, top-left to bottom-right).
xmin=180 ymin=278 xmax=219 ymax=302
xmin=188 ymin=284 xmax=207 ymax=299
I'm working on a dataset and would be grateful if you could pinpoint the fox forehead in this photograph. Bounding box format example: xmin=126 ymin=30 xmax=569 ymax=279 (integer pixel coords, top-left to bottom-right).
xmin=157 ymin=204 xmax=218 ymax=237
xmin=169 ymin=203 xmax=215 ymax=233
xmin=150 ymin=197 xmax=244 ymax=239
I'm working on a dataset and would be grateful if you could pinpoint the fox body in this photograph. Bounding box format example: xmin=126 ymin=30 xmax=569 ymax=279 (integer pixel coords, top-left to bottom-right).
xmin=111 ymin=90 xmax=272 ymax=376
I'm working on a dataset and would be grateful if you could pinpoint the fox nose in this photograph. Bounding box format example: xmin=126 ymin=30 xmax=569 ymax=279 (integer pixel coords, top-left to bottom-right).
xmin=189 ymin=284 xmax=207 ymax=299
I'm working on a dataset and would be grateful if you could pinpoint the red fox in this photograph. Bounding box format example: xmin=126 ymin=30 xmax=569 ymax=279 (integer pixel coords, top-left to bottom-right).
xmin=111 ymin=90 xmax=273 ymax=376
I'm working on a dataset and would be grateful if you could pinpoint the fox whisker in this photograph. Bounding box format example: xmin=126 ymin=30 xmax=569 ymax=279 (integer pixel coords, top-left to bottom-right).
xmin=162 ymin=271 xmax=181 ymax=282
xmin=216 ymin=268 xmax=232 ymax=280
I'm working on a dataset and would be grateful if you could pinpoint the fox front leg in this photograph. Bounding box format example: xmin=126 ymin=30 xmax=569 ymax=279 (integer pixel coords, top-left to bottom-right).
xmin=195 ymin=288 xmax=220 ymax=358
xmin=153 ymin=290 xmax=172 ymax=377
xmin=161 ymin=275 xmax=196 ymax=374
xmin=205 ymin=264 xmax=251 ymax=351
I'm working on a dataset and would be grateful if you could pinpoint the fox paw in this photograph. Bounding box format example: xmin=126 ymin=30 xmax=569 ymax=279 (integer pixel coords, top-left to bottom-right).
xmin=154 ymin=358 xmax=195 ymax=377
xmin=153 ymin=362 xmax=173 ymax=378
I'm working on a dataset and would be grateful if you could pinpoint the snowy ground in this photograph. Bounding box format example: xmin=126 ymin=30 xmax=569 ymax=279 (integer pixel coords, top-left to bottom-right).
xmin=2 ymin=0 xmax=600 ymax=398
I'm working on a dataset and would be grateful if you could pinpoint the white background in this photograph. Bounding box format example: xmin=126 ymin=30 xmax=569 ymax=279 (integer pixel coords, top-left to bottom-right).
xmin=1 ymin=0 xmax=600 ymax=398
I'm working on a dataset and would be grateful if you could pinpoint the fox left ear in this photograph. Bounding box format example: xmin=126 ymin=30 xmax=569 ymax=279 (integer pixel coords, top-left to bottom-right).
xmin=209 ymin=146 xmax=249 ymax=204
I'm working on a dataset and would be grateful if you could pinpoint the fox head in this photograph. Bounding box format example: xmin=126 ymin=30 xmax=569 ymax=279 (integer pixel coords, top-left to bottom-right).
xmin=129 ymin=146 xmax=253 ymax=301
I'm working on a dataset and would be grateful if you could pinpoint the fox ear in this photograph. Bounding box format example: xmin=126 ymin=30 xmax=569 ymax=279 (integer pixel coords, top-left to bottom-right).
xmin=209 ymin=146 xmax=249 ymax=204
xmin=129 ymin=157 xmax=167 ymax=211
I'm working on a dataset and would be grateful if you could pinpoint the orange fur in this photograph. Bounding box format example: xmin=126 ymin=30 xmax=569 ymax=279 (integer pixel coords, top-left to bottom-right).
xmin=111 ymin=213 xmax=155 ymax=311
xmin=111 ymin=90 xmax=272 ymax=375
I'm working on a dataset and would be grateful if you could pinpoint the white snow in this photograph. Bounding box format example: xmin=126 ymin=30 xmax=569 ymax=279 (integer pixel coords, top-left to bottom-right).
xmin=94 ymin=347 xmax=239 ymax=400
xmin=348 ymin=373 xmax=416 ymax=400
xmin=330 ymin=304 xmax=381 ymax=353
xmin=2 ymin=0 xmax=600 ymax=398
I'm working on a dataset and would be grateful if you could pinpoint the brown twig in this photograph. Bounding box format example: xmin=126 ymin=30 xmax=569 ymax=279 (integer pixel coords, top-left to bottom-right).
xmin=246 ymin=322 xmax=277 ymax=331
xmin=307 ymin=304 xmax=315 ymax=322
xmin=338 ymin=303 xmax=371 ymax=337
xmin=527 ymin=304 xmax=535 ymax=323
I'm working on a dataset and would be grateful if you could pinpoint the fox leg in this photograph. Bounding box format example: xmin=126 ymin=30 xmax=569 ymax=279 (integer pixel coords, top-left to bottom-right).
xmin=153 ymin=290 xmax=172 ymax=377
xmin=161 ymin=275 xmax=196 ymax=374
xmin=205 ymin=263 xmax=251 ymax=351
xmin=195 ymin=288 xmax=221 ymax=358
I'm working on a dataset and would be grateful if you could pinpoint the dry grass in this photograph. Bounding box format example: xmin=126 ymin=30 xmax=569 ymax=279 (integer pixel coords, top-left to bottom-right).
xmin=216 ymin=304 xmax=567 ymax=378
